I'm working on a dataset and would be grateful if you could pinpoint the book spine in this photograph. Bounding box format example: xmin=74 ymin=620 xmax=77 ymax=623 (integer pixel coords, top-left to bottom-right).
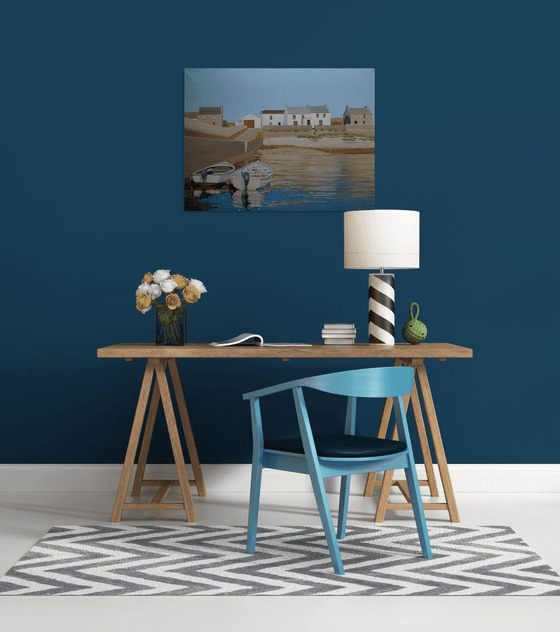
xmin=323 ymin=339 xmax=355 ymax=345
xmin=321 ymin=331 xmax=357 ymax=336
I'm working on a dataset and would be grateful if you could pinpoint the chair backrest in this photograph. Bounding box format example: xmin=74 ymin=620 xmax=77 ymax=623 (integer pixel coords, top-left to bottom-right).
xmin=245 ymin=367 xmax=415 ymax=464
xmin=296 ymin=367 xmax=413 ymax=399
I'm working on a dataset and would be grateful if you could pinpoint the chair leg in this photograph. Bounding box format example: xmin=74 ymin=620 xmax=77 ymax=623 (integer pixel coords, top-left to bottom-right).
xmin=404 ymin=453 xmax=433 ymax=559
xmin=309 ymin=472 xmax=344 ymax=575
xmin=337 ymin=475 xmax=351 ymax=540
xmin=246 ymin=458 xmax=263 ymax=554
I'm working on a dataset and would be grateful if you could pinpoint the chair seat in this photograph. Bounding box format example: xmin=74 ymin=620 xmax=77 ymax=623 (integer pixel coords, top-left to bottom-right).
xmin=264 ymin=434 xmax=408 ymax=458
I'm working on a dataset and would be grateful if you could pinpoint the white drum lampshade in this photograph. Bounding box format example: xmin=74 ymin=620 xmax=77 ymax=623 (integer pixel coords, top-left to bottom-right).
xmin=344 ymin=210 xmax=420 ymax=344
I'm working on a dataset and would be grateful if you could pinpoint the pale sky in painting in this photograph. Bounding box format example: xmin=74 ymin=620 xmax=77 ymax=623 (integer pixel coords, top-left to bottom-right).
xmin=184 ymin=68 xmax=375 ymax=122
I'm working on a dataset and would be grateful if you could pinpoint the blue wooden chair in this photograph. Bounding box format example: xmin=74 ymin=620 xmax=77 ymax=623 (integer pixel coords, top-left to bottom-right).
xmin=242 ymin=367 xmax=432 ymax=575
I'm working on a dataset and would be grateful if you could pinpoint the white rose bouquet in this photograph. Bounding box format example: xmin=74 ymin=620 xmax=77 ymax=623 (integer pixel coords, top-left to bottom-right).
xmin=135 ymin=269 xmax=207 ymax=345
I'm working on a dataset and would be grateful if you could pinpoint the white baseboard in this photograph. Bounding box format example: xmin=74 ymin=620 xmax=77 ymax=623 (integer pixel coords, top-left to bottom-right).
xmin=0 ymin=464 xmax=558 ymax=494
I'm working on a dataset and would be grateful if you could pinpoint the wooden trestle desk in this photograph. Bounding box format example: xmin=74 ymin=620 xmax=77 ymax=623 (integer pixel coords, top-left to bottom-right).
xmin=97 ymin=342 xmax=472 ymax=524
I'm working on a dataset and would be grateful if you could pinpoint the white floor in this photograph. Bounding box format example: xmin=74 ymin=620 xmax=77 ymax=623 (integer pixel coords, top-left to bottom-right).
xmin=0 ymin=489 xmax=559 ymax=631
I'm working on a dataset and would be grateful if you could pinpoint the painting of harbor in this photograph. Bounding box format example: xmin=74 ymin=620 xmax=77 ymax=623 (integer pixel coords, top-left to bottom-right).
xmin=184 ymin=68 xmax=374 ymax=212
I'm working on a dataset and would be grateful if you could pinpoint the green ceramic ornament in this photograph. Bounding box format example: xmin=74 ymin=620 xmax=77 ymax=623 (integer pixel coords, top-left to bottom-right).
xmin=402 ymin=302 xmax=427 ymax=345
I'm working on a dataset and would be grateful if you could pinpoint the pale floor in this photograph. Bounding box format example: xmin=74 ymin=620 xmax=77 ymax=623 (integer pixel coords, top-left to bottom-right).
xmin=0 ymin=490 xmax=559 ymax=632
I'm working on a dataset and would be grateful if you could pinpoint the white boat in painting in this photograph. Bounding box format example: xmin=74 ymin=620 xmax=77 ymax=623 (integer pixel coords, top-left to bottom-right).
xmin=230 ymin=160 xmax=273 ymax=190
xmin=192 ymin=161 xmax=235 ymax=184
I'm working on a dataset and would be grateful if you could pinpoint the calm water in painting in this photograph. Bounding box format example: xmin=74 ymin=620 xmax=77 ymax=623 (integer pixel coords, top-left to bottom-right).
xmin=184 ymin=150 xmax=375 ymax=212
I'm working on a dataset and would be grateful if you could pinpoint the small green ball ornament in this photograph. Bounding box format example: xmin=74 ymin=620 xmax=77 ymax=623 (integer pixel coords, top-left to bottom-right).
xmin=402 ymin=302 xmax=427 ymax=345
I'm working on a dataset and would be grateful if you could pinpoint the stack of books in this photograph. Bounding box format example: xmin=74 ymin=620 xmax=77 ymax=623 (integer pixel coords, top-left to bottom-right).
xmin=322 ymin=324 xmax=357 ymax=345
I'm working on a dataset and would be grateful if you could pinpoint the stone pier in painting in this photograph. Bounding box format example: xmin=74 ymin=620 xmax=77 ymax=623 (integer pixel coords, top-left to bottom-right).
xmin=184 ymin=118 xmax=263 ymax=179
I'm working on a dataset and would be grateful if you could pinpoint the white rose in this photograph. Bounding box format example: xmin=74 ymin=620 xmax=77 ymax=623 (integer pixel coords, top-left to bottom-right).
xmin=141 ymin=305 xmax=152 ymax=314
xmin=136 ymin=283 xmax=151 ymax=296
xmin=188 ymin=278 xmax=207 ymax=294
xmin=160 ymin=279 xmax=178 ymax=293
xmin=147 ymin=284 xmax=162 ymax=299
xmin=152 ymin=269 xmax=171 ymax=284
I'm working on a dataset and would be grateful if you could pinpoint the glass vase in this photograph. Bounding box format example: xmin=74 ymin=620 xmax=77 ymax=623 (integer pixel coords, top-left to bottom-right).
xmin=155 ymin=304 xmax=186 ymax=346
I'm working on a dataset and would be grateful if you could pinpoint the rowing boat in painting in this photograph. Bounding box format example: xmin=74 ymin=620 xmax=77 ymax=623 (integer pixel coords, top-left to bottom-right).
xmin=230 ymin=160 xmax=273 ymax=190
xmin=192 ymin=161 xmax=235 ymax=184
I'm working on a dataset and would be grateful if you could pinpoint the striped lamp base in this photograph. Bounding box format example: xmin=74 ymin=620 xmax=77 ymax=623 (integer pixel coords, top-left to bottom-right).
xmin=368 ymin=273 xmax=395 ymax=345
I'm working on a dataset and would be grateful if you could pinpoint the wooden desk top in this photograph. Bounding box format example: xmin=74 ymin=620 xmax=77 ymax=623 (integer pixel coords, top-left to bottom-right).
xmin=97 ymin=343 xmax=473 ymax=360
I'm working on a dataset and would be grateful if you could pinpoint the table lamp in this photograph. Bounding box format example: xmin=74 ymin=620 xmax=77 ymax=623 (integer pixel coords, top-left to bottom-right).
xmin=344 ymin=209 xmax=419 ymax=345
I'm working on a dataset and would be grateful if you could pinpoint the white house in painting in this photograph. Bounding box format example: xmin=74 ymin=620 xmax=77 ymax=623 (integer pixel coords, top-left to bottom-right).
xmin=261 ymin=109 xmax=284 ymax=126
xmin=234 ymin=113 xmax=261 ymax=128
xmin=283 ymin=105 xmax=331 ymax=127
xmin=284 ymin=106 xmax=311 ymax=126
xmin=307 ymin=105 xmax=331 ymax=126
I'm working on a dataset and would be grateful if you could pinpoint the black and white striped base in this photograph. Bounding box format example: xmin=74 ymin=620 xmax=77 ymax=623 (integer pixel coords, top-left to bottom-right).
xmin=368 ymin=273 xmax=395 ymax=344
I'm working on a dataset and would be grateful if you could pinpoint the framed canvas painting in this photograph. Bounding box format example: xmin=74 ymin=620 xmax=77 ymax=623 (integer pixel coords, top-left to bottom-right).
xmin=184 ymin=68 xmax=374 ymax=212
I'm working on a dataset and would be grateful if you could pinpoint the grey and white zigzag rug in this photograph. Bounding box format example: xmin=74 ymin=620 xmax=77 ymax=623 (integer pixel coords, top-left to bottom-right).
xmin=1 ymin=525 xmax=559 ymax=596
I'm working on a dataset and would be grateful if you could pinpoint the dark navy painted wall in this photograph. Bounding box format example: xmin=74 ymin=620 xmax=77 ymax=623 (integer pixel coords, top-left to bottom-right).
xmin=1 ymin=1 xmax=558 ymax=464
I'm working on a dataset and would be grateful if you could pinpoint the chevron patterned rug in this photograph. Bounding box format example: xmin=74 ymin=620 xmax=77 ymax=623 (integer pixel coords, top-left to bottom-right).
xmin=0 ymin=524 xmax=558 ymax=596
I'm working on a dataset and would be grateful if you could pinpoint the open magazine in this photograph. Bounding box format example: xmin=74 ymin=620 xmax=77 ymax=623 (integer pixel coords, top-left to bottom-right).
xmin=209 ymin=333 xmax=311 ymax=347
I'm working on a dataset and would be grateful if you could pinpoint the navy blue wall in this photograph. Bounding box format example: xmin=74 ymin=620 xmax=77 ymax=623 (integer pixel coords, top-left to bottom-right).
xmin=1 ymin=1 xmax=558 ymax=464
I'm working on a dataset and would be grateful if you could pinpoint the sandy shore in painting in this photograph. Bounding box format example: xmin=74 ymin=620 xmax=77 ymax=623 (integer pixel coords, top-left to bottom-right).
xmin=262 ymin=136 xmax=374 ymax=153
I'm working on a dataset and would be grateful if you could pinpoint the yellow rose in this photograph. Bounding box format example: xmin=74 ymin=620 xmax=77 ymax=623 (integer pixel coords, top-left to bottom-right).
xmin=166 ymin=293 xmax=181 ymax=310
xmin=170 ymin=274 xmax=188 ymax=290
xmin=136 ymin=292 xmax=151 ymax=311
xmin=142 ymin=272 xmax=153 ymax=284
xmin=183 ymin=285 xmax=201 ymax=304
